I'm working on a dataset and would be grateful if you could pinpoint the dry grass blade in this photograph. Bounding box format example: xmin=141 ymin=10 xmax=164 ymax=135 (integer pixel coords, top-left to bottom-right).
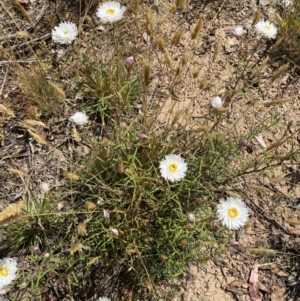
xmin=8 ymin=168 xmax=28 ymax=178
xmin=12 ymin=0 xmax=32 ymax=24
xmin=213 ymin=38 xmax=222 ymax=62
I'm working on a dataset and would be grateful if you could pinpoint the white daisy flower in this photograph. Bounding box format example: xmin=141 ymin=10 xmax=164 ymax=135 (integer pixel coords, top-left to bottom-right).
xmin=232 ymin=26 xmax=243 ymax=37
xmin=52 ymin=21 xmax=78 ymax=44
xmin=96 ymin=1 xmax=126 ymax=23
xmin=70 ymin=112 xmax=88 ymax=126
xmin=97 ymin=297 xmax=111 ymax=301
xmin=254 ymin=20 xmax=277 ymax=39
xmin=0 ymin=258 xmax=18 ymax=289
xmin=159 ymin=154 xmax=187 ymax=182
xmin=211 ymin=96 xmax=223 ymax=108
xmin=217 ymin=197 xmax=249 ymax=230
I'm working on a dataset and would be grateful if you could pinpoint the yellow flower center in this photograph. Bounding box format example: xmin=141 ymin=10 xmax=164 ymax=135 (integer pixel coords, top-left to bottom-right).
xmin=168 ymin=163 xmax=178 ymax=173
xmin=63 ymin=30 xmax=69 ymax=35
xmin=264 ymin=25 xmax=271 ymax=31
xmin=106 ymin=8 xmax=116 ymax=15
xmin=0 ymin=265 xmax=9 ymax=277
xmin=227 ymin=207 xmax=239 ymax=219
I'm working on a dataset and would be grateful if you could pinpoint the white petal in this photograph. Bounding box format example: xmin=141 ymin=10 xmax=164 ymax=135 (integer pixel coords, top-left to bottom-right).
xmin=70 ymin=112 xmax=88 ymax=126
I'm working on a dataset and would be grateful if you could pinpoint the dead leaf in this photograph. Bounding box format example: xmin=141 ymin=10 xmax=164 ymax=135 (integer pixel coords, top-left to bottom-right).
xmin=226 ymin=287 xmax=248 ymax=295
xmin=285 ymin=218 xmax=300 ymax=226
xmin=287 ymin=229 xmax=300 ymax=236
xmin=249 ymin=261 xmax=262 ymax=301
xmin=271 ymin=287 xmax=285 ymax=301
xmin=259 ymin=263 xmax=289 ymax=277
xmin=255 ymin=135 xmax=267 ymax=148
xmin=257 ymin=281 xmax=272 ymax=294
xmin=229 ymin=279 xmax=248 ymax=288
xmin=248 ymin=184 xmax=269 ymax=191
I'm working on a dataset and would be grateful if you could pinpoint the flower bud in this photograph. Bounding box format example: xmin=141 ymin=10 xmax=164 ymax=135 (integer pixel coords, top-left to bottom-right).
xmin=187 ymin=213 xmax=195 ymax=222
xmin=239 ymin=139 xmax=247 ymax=148
xmin=138 ymin=134 xmax=148 ymax=142
xmin=188 ymin=224 xmax=194 ymax=231
xmin=70 ymin=112 xmax=88 ymax=126
xmin=57 ymin=202 xmax=64 ymax=211
xmin=232 ymin=26 xmax=243 ymax=37
xmin=40 ymin=182 xmax=50 ymax=192
xmin=211 ymin=96 xmax=223 ymax=108
xmin=43 ymin=252 xmax=50 ymax=258
xmin=32 ymin=246 xmax=40 ymax=253
xmin=230 ymin=239 xmax=239 ymax=246
xmin=103 ymin=209 xmax=110 ymax=219
xmin=111 ymin=228 xmax=119 ymax=236
xmin=185 ymin=274 xmax=192 ymax=282
xmin=125 ymin=56 xmax=134 ymax=68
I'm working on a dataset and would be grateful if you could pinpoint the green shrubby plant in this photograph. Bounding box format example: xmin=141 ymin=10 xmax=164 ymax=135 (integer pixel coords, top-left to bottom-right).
xmin=1 ymin=0 xmax=300 ymax=300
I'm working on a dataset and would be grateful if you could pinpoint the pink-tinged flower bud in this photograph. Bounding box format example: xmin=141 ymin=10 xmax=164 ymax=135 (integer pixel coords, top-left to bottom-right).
xmin=239 ymin=139 xmax=247 ymax=148
xmin=43 ymin=252 xmax=50 ymax=258
xmin=188 ymin=224 xmax=194 ymax=231
xmin=103 ymin=209 xmax=110 ymax=219
xmin=187 ymin=213 xmax=195 ymax=222
xmin=0 ymin=289 xmax=6 ymax=295
xmin=185 ymin=274 xmax=192 ymax=282
xmin=125 ymin=56 xmax=134 ymax=68
xmin=111 ymin=228 xmax=119 ymax=236
xmin=230 ymin=239 xmax=239 ymax=246
xmin=263 ymin=72 xmax=268 ymax=77
xmin=138 ymin=134 xmax=148 ymax=142
xmin=57 ymin=202 xmax=64 ymax=211
xmin=32 ymin=246 xmax=40 ymax=253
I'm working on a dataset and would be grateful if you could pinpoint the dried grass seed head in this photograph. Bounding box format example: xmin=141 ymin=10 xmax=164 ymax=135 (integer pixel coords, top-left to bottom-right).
xmin=171 ymin=28 xmax=184 ymax=46
xmin=191 ymin=16 xmax=203 ymax=40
